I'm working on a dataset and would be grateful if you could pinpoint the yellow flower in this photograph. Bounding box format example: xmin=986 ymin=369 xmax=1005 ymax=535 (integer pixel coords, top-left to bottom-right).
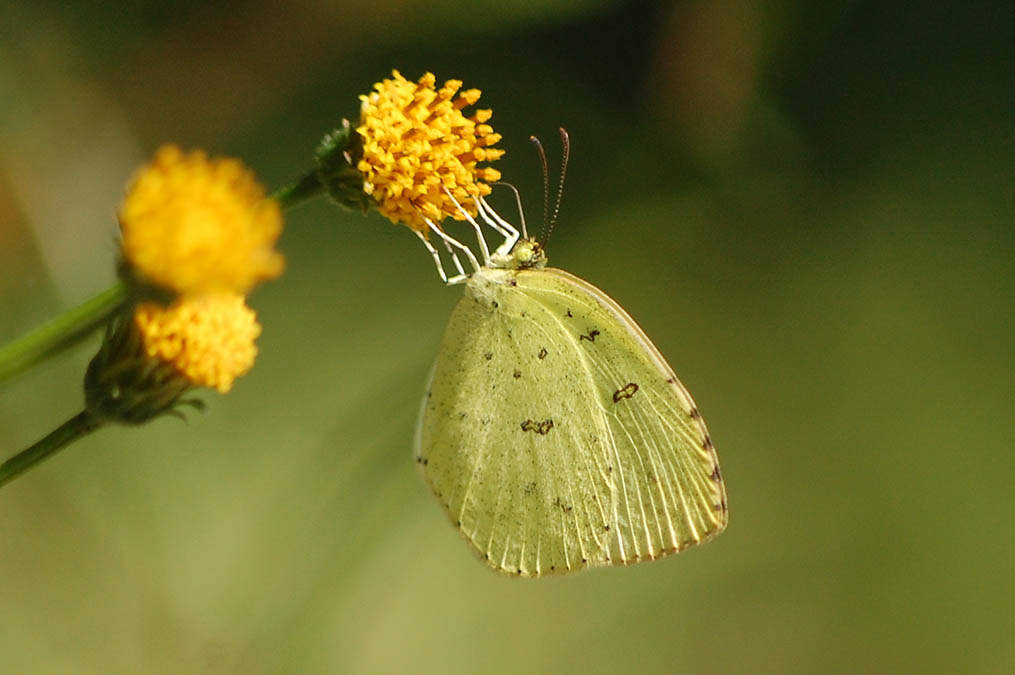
xmin=119 ymin=144 xmax=284 ymax=296
xmin=134 ymin=293 xmax=261 ymax=393
xmin=356 ymin=70 xmax=504 ymax=232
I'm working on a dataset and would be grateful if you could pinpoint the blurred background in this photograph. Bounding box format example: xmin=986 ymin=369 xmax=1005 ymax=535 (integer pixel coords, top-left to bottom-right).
xmin=1 ymin=1 xmax=1013 ymax=672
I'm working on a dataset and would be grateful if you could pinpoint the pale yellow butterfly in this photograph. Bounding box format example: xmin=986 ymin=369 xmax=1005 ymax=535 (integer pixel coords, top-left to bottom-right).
xmin=414 ymin=225 xmax=727 ymax=577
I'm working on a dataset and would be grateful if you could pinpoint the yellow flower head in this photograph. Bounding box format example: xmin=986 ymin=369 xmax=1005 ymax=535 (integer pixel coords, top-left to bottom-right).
xmin=119 ymin=145 xmax=285 ymax=296
xmin=356 ymin=70 xmax=504 ymax=232
xmin=134 ymin=293 xmax=261 ymax=393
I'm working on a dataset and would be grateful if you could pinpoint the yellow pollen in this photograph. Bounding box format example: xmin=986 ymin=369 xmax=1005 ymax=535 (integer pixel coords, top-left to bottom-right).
xmin=356 ymin=70 xmax=504 ymax=233
xmin=119 ymin=144 xmax=285 ymax=295
xmin=134 ymin=293 xmax=261 ymax=393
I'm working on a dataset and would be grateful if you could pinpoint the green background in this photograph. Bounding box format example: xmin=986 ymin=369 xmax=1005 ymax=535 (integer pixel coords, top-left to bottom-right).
xmin=1 ymin=1 xmax=1012 ymax=672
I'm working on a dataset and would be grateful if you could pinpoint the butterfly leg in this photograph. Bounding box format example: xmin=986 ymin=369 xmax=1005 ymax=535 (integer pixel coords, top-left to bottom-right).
xmin=414 ymin=230 xmax=464 ymax=284
xmin=425 ymin=218 xmax=481 ymax=283
xmin=477 ymin=196 xmax=520 ymax=257
xmin=443 ymin=187 xmax=492 ymax=266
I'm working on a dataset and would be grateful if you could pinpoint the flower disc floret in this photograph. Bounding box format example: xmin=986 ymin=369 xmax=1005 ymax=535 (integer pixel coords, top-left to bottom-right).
xmin=119 ymin=145 xmax=284 ymax=295
xmin=356 ymin=70 xmax=504 ymax=232
xmin=134 ymin=293 xmax=261 ymax=393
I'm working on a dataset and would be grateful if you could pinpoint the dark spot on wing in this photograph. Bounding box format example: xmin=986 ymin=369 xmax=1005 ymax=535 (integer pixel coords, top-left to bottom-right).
xmin=612 ymin=382 xmax=639 ymax=402
xmin=579 ymin=329 xmax=601 ymax=342
xmin=483 ymin=352 xmax=493 ymax=360
xmin=554 ymin=496 xmax=573 ymax=512
xmin=492 ymin=301 xmax=499 ymax=308
xmin=508 ymin=279 xmax=517 ymax=287
xmin=565 ymin=309 xmax=573 ymax=318
xmin=538 ymin=347 xmax=548 ymax=360
xmin=604 ymin=524 xmax=611 ymax=531
xmin=524 ymin=481 xmax=537 ymax=495
xmin=415 ymin=456 xmax=424 ymax=464
xmin=521 ymin=419 xmax=555 ymax=435
xmin=703 ymin=434 xmax=713 ymax=450
xmin=689 ymin=407 xmax=701 ymax=419
xmin=459 ymin=411 xmax=467 ymax=419
xmin=513 ymin=369 xmax=522 ymax=379
xmin=666 ymin=377 xmax=675 ymax=384
xmin=711 ymin=465 xmax=722 ymax=481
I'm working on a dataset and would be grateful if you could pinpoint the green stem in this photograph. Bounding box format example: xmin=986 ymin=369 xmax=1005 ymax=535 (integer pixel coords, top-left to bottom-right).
xmin=271 ymin=169 xmax=324 ymax=210
xmin=0 ymin=281 xmax=128 ymax=384
xmin=0 ymin=411 xmax=103 ymax=487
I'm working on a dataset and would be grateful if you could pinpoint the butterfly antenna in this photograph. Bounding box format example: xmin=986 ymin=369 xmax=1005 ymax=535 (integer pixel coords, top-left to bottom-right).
xmin=529 ymin=134 xmax=551 ymax=242
xmin=543 ymin=127 xmax=570 ymax=245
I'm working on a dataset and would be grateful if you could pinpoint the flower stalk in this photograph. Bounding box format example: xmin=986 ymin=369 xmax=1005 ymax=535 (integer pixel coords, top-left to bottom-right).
xmin=0 ymin=411 xmax=102 ymax=487
xmin=0 ymin=281 xmax=128 ymax=384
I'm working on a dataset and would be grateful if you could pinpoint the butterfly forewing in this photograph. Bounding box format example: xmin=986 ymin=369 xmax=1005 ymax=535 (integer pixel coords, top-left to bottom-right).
xmin=416 ymin=266 xmax=727 ymax=576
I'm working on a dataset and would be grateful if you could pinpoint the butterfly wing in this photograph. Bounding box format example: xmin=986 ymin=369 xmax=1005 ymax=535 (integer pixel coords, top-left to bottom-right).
xmin=416 ymin=267 xmax=726 ymax=576
xmin=516 ymin=268 xmax=727 ymax=564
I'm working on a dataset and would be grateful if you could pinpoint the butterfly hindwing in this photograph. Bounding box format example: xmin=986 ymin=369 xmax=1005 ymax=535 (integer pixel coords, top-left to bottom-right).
xmin=515 ymin=268 xmax=728 ymax=562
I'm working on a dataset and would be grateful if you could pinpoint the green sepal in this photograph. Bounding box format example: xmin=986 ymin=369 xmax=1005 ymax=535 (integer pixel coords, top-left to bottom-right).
xmin=84 ymin=312 xmax=197 ymax=426
xmin=315 ymin=118 xmax=371 ymax=213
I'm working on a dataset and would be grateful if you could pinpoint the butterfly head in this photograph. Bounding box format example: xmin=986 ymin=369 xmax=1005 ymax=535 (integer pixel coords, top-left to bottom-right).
xmin=509 ymin=237 xmax=546 ymax=270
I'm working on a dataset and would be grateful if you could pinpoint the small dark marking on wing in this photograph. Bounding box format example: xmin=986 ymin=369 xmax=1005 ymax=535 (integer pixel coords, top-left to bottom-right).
xmin=492 ymin=301 xmax=499 ymax=308
xmin=604 ymin=524 xmax=611 ymax=531
xmin=483 ymin=352 xmax=493 ymax=360
xmin=513 ymin=369 xmax=522 ymax=379
xmin=711 ymin=465 xmax=722 ymax=481
xmin=703 ymin=434 xmax=713 ymax=450
xmin=612 ymin=382 xmax=639 ymax=402
xmin=521 ymin=419 xmax=555 ymax=435
xmin=524 ymin=481 xmax=537 ymax=495
xmin=508 ymin=279 xmax=517 ymax=287
xmin=538 ymin=347 xmax=548 ymax=360
xmin=579 ymin=329 xmax=601 ymax=342
xmin=666 ymin=377 xmax=675 ymax=384
xmin=554 ymin=496 xmax=573 ymax=512
xmin=689 ymin=407 xmax=702 ymax=419
xmin=565 ymin=309 xmax=573 ymax=318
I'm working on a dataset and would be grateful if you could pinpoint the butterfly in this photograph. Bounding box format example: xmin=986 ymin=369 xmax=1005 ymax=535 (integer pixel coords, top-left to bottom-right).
xmin=413 ymin=228 xmax=727 ymax=576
